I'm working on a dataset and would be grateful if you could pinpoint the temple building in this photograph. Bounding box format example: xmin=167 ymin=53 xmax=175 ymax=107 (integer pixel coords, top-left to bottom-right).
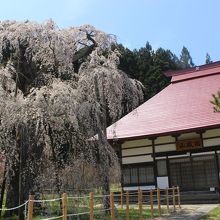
xmin=107 ymin=62 xmax=220 ymax=191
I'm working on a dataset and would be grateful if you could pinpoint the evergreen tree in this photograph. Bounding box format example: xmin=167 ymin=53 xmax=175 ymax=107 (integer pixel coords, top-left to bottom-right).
xmin=144 ymin=48 xmax=180 ymax=99
xmin=135 ymin=42 xmax=153 ymax=83
xmin=205 ymin=53 xmax=213 ymax=64
xmin=115 ymin=44 xmax=138 ymax=79
xmin=211 ymin=90 xmax=220 ymax=112
xmin=180 ymin=46 xmax=194 ymax=68
xmin=117 ymin=42 xmax=182 ymax=100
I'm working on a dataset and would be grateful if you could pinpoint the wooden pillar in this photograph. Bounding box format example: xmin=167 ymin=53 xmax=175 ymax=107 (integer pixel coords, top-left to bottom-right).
xmin=90 ymin=192 xmax=94 ymax=220
xmin=150 ymin=190 xmax=154 ymax=220
xmin=121 ymin=188 xmax=123 ymax=208
xmin=177 ymin=186 xmax=181 ymax=209
xmin=115 ymin=141 xmax=124 ymax=190
xmin=27 ymin=195 xmax=34 ymax=220
xmin=138 ymin=189 xmax=143 ymax=220
xmin=62 ymin=193 xmax=67 ymax=220
xmin=215 ymin=151 xmax=220 ymax=187
xmin=150 ymin=138 xmax=157 ymax=187
xmin=172 ymin=186 xmax=176 ymax=212
xmin=171 ymin=134 xmax=180 ymax=188
xmin=126 ymin=191 xmax=129 ymax=220
xmin=189 ymin=152 xmax=196 ymax=190
xmin=110 ymin=192 xmax=115 ymax=220
xmin=166 ymin=187 xmax=169 ymax=212
xmin=157 ymin=188 xmax=161 ymax=217
xmin=166 ymin=156 xmax=171 ymax=188
xmin=199 ymin=131 xmax=204 ymax=148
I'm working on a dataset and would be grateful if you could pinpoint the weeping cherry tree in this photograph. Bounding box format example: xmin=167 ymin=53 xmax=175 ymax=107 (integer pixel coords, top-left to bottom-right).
xmin=0 ymin=20 xmax=144 ymax=218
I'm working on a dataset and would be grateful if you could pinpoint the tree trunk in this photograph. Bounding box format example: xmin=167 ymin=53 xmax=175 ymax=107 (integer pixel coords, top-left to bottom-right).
xmin=0 ymin=165 xmax=6 ymax=219
xmin=102 ymin=170 xmax=110 ymax=214
xmin=5 ymin=125 xmax=43 ymax=219
xmin=94 ymin=74 xmax=111 ymax=214
xmin=5 ymin=165 xmax=20 ymax=217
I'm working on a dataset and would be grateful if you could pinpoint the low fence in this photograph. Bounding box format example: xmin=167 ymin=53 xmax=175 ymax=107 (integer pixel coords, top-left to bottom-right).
xmin=0 ymin=186 xmax=181 ymax=220
xmin=117 ymin=186 xmax=181 ymax=220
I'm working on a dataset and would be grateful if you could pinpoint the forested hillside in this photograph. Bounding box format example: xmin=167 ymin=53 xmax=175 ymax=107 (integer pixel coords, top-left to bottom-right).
xmin=115 ymin=42 xmax=204 ymax=100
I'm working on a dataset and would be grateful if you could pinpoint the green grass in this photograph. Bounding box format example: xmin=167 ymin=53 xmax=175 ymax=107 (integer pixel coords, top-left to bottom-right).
xmin=116 ymin=207 xmax=160 ymax=219
xmin=199 ymin=206 xmax=220 ymax=220
xmin=0 ymin=206 xmax=160 ymax=220
xmin=0 ymin=217 xmax=42 ymax=220
xmin=110 ymin=184 xmax=121 ymax=192
xmin=0 ymin=216 xmax=18 ymax=220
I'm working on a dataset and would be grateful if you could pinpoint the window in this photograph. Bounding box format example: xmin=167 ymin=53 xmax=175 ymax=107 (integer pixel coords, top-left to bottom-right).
xmin=123 ymin=168 xmax=130 ymax=185
xmin=122 ymin=163 xmax=155 ymax=186
xmin=130 ymin=167 xmax=138 ymax=184
xmin=139 ymin=167 xmax=147 ymax=184
xmin=146 ymin=166 xmax=155 ymax=182
xmin=157 ymin=160 xmax=167 ymax=176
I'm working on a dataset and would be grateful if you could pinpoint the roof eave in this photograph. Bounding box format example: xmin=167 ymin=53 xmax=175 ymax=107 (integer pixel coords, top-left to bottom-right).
xmin=108 ymin=124 xmax=220 ymax=143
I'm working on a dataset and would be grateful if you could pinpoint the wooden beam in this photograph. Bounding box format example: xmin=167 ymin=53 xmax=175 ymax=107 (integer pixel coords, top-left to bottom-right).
xmin=149 ymin=138 xmax=157 ymax=187
xmin=215 ymin=151 xmax=220 ymax=187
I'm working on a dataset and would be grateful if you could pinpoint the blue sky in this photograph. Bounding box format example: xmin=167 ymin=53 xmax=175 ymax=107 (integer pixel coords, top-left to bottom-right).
xmin=0 ymin=0 xmax=220 ymax=65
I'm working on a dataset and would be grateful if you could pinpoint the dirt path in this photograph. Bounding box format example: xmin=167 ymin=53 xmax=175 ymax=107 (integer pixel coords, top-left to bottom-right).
xmin=155 ymin=204 xmax=219 ymax=220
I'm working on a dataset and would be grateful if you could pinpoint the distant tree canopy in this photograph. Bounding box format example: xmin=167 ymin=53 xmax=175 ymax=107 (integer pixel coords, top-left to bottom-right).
xmin=115 ymin=43 xmax=215 ymax=101
xmin=205 ymin=53 xmax=213 ymax=64
xmin=115 ymin=42 xmax=182 ymax=100
xmin=179 ymin=46 xmax=195 ymax=69
xmin=211 ymin=90 xmax=220 ymax=112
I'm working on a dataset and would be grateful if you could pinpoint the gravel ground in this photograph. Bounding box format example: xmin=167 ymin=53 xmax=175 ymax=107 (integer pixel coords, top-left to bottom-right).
xmin=155 ymin=204 xmax=219 ymax=220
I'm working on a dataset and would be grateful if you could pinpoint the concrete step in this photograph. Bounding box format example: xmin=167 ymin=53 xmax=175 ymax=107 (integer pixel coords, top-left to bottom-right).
xmin=180 ymin=191 xmax=219 ymax=204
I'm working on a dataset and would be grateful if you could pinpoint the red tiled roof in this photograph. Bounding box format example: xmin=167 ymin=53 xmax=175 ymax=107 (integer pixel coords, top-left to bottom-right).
xmin=107 ymin=62 xmax=220 ymax=141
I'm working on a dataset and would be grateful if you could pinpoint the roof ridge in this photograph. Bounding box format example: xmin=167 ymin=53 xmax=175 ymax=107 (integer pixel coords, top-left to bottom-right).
xmin=164 ymin=60 xmax=220 ymax=77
